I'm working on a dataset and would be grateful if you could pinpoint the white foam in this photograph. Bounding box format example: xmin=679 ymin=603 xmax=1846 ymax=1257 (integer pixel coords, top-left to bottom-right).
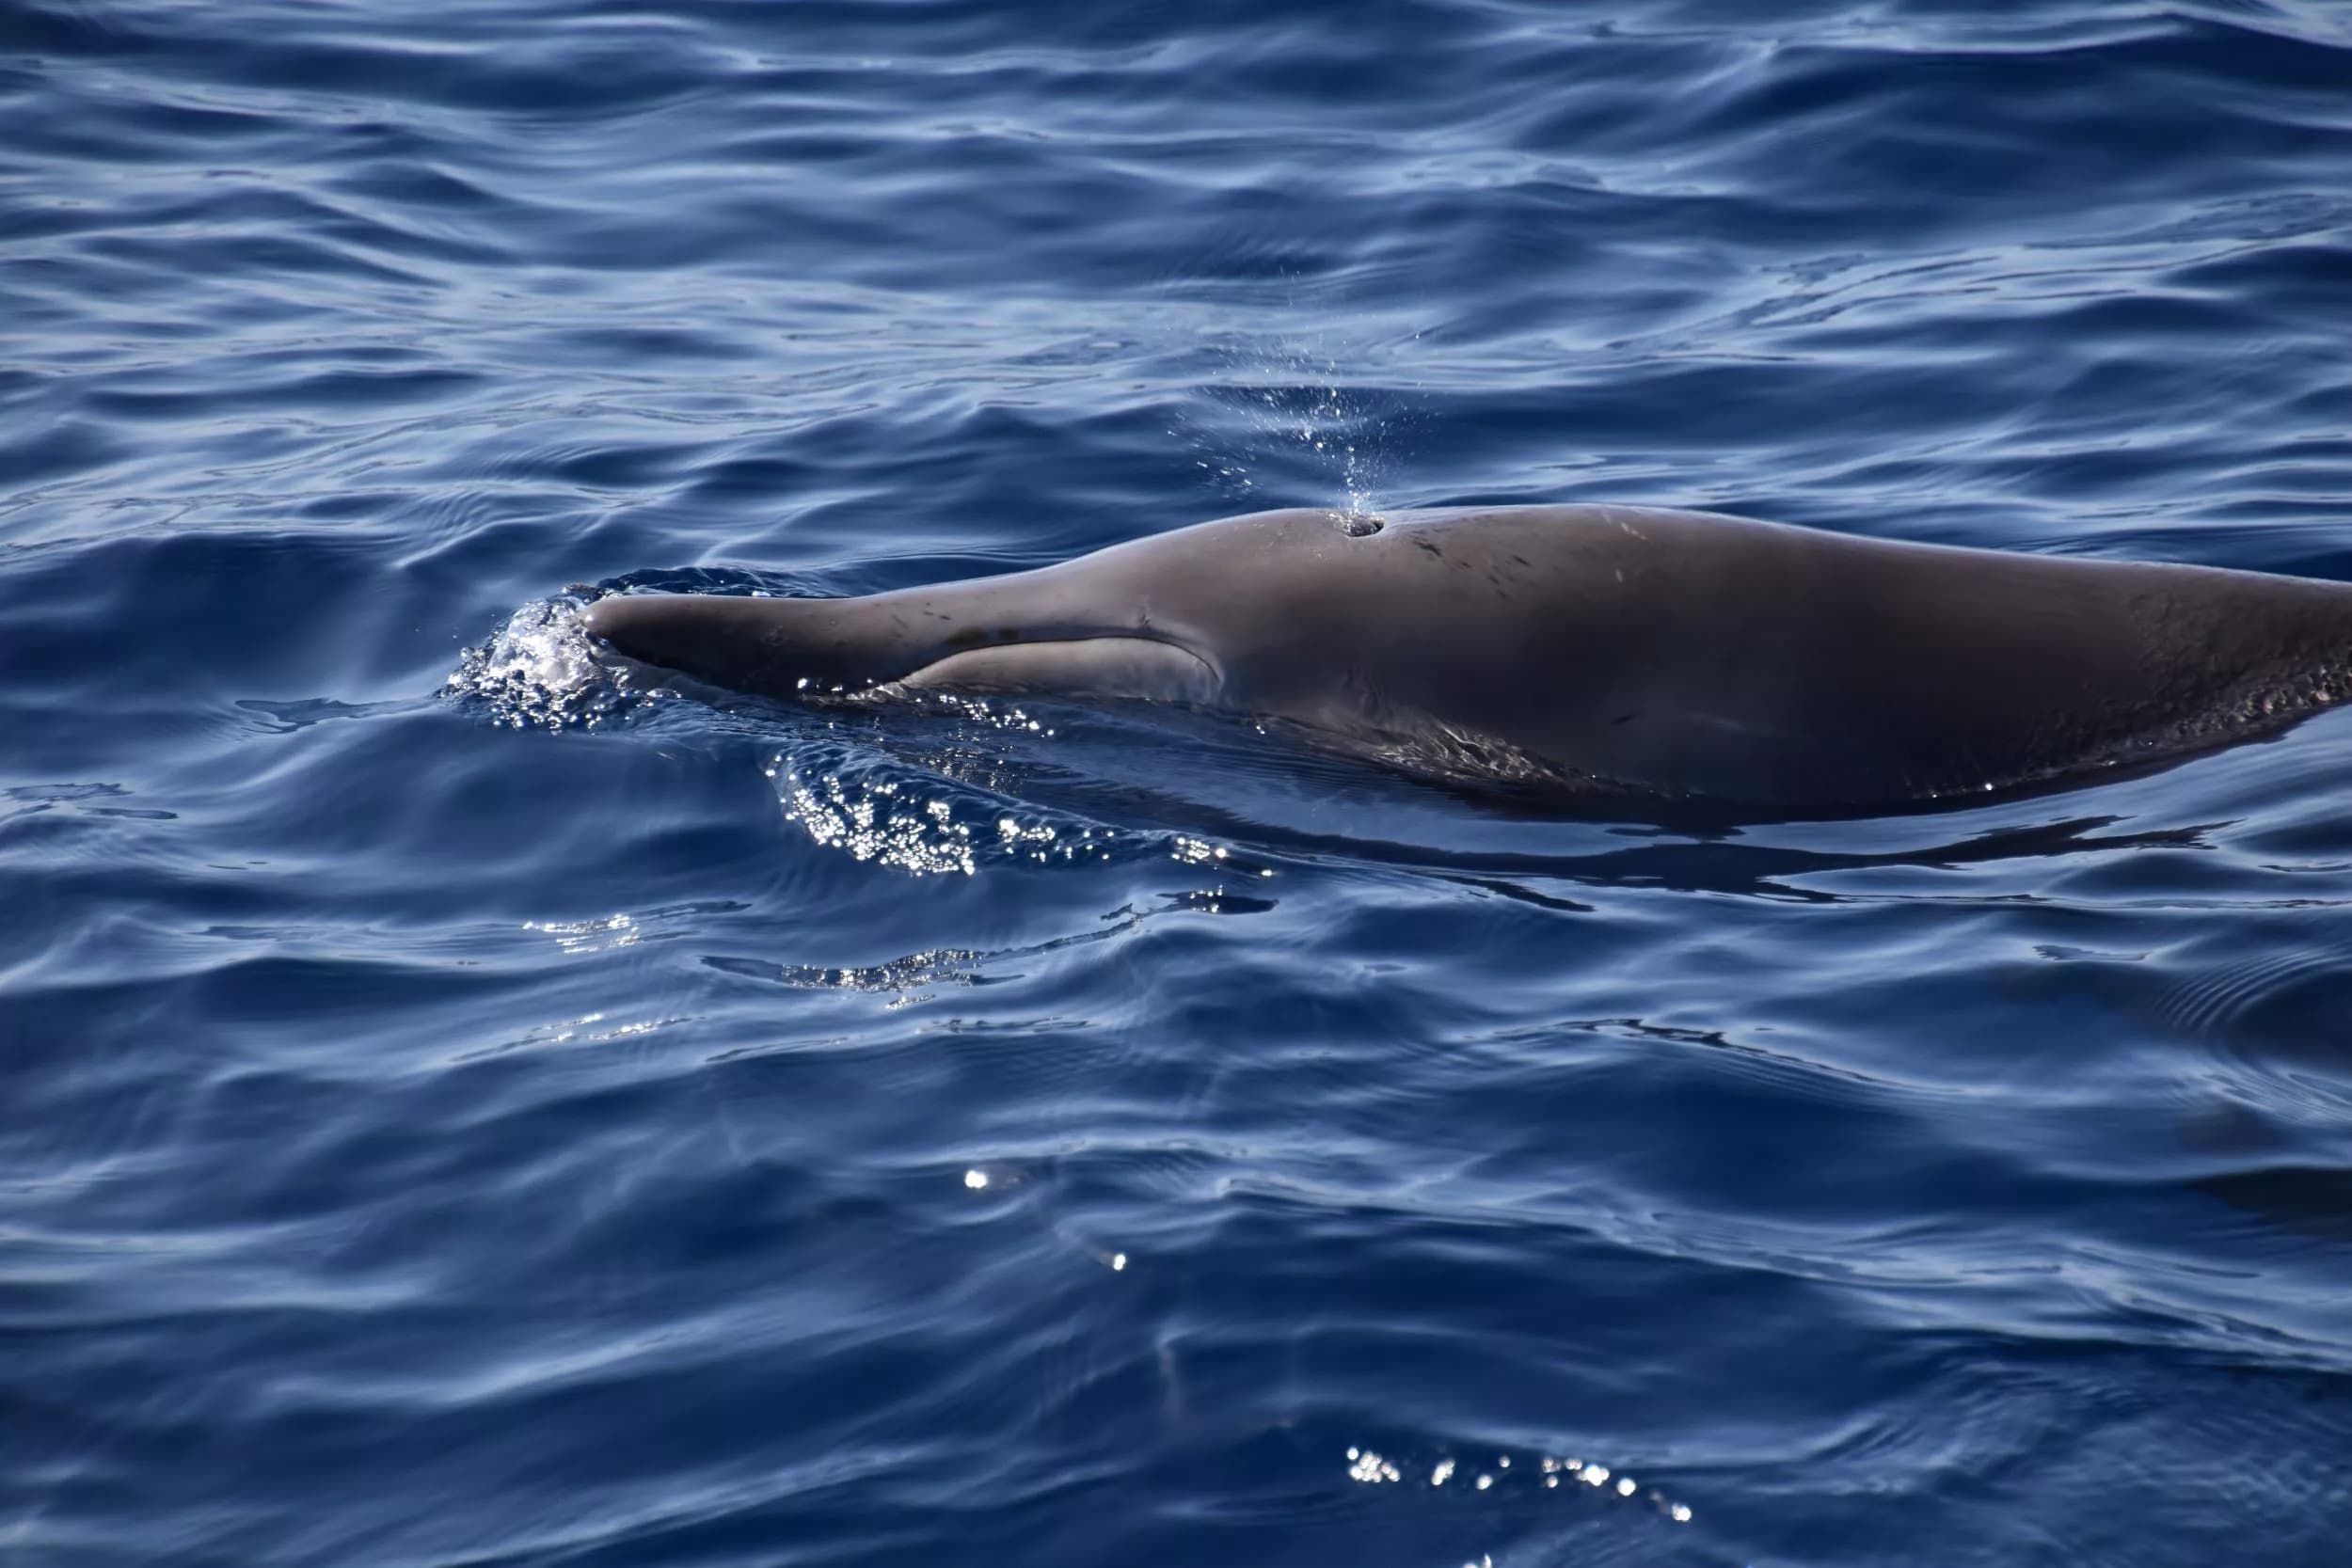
xmin=443 ymin=597 xmax=638 ymax=731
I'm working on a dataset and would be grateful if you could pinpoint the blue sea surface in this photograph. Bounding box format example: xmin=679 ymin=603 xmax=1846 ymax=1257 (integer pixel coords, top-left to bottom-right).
xmin=8 ymin=2 xmax=2352 ymax=1563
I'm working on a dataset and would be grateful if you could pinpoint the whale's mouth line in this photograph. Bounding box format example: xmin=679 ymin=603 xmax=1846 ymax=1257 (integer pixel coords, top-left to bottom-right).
xmin=890 ymin=633 xmax=1224 ymax=705
xmin=580 ymin=594 xmax=1225 ymax=700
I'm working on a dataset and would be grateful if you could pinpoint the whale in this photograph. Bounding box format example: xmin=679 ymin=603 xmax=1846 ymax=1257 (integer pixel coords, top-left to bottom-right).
xmin=581 ymin=504 xmax=2352 ymax=812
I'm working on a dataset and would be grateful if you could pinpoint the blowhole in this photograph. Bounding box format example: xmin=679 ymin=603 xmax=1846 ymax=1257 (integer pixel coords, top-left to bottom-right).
xmin=1339 ymin=513 xmax=1384 ymax=537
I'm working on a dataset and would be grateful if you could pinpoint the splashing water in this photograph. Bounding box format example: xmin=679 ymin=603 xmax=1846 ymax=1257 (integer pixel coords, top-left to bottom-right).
xmin=765 ymin=730 xmax=1267 ymax=881
xmin=442 ymin=596 xmax=641 ymax=731
xmin=1182 ymin=336 xmax=1398 ymax=520
xmin=775 ymin=763 xmax=983 ymax=877
xmin=1342 ymin=1443 xmax=1698 ymax=1525
xmin=449 ymin=604 xmax=1263 ymax=880
xmin=767 ymin=736 xmax=1129 ymax=878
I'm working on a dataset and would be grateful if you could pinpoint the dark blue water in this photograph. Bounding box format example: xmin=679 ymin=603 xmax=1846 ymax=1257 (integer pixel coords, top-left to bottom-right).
xmin=8 ymin=2 xmax=2352 ymax=1562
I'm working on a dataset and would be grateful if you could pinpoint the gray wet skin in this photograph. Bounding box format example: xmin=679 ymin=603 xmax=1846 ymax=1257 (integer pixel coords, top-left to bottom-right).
xmin=582 ymin=505 xmax=2352 ymax=810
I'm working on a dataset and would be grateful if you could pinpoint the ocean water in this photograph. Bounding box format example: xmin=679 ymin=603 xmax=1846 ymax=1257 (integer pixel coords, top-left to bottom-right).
xmin=7 ymin=1 xmax=2352 ymax=1563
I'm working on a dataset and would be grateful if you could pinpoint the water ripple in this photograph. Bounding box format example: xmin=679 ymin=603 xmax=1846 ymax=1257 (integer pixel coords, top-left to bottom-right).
xmin=9 ymin=2 xmax=2352 ymax=1565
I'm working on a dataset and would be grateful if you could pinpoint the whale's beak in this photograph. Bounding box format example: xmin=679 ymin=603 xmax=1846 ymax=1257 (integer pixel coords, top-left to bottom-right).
xmin=580 ymin=592 xmax=891 ymax=697
xmin=581 ymin=590 xmax=1216 ymax=705
xmin=580 ymin=594 xmax=677 ymax=667
xmin=580 ymin=593 xmax=781 ymax=691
